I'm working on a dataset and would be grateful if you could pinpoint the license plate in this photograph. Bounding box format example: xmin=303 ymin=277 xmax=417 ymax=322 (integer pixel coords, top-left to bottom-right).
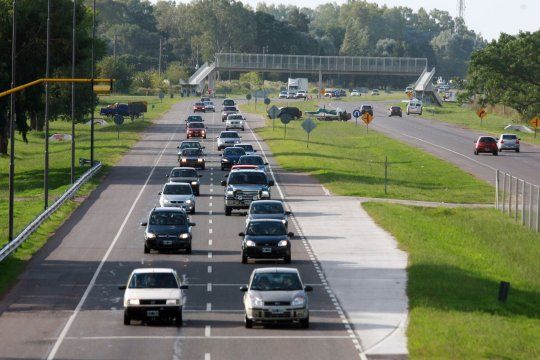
xmin=147 ymin=310 xmax=159 ymax=317
xmin=262 ymin=248 xmax=272 ymax=253
xmin=163 ymin=240 xmax=172 ymax=245
xmin=237 ymin=195 xmax=243 ymax=200
xmin=252 ymin=196 xmax=258 ymax=200
xmin=270 ymin=308 xmax=284 ymax=314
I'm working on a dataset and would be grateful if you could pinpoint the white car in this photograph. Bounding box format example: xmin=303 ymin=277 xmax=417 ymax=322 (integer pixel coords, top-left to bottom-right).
xmin=226 ymin=114 xmax=245 ymax=131
xmin=406 ymin=100 xmax=423 ymax=115
xmin=286 ymin=91 xmax=296 ymax=99
xmin=203 ymin=101 xmax=215 ymax=112
xmin=235 ymin=143 xmax=257 ymax=155
xmin=350 ymin=90 xmax=361 ymax=96
xmin=159 ymin=182 xmax=196 ymax=214
xmin=217 ymin=131 xmax=241 ymax=150
xmin=278 ymin=91 xmax=288 ymax=99
xmin=120 ymin=268 xmax=188 ymax=326
xmin=497 ymin=134 xmax=520 ymax=152
xmin=295 ymin=90 xmax=307 ymax=99
xmin=371 ymin=89 xmax=380 ymax=96
xmin=240 ymin=267 xmax=312 ymax=328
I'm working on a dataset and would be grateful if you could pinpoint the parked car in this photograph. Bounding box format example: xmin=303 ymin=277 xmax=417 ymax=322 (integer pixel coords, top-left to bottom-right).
xmin=141 ymin=207 xmax=195 ymax=254
xmin=406 ymin=100 xmax=423 ymax=115
xmin=371 ymin=89 xmax=380 ymax=96
xmin=239 ymin=219 xmax=294 ymax=264
xmin=226 ymin=114 xmax=245 ymax=131
xmin=221 ymin=169 xmax=274 ymax=215
xmin=277 ymin=107 xmax=302 ymax=120
xmin=179 ymin=148 xmax=205 ymax=169
xmin=167 ymin=167 xmax=202 ymax=196
xmin=497 ymin=134 xmax=520 ymax=152
xmin=159 ymin=182 xmax=196 ymax=214
xmin=186 ymin=122 xmax=206 ymax=139
xmin=360 ymin=104 xmax=374 ymax=116
xmin=120 ymin=268 xmax=188 ymax=326
xmin=278 ymin=91 xmax=288 ymax=99
xmin=246 ymin=200 xmax=290 ymax=229
xmin=222 ymin=106 xmax=239 ymax=121
xmin=217 ymin=131 xmax=241 ymax=150
xmin=240 ymin=267 xmax=311 ymax=328
xmin=350 ymin=89 xmax=361 ymax=96
xmin=193 ymin=102 xmax=206 ymax=113
xmin=221 ymin=147 xmax=246 ymax=171
xmin=222 ymin=98 xmax=236 ymax=107
xmin=203 ymin=101 xmax=215 ymax=112
xmin=388 ymin=106 xmax=402 ymax=117
xmin=99 ymin=102 xmax=147 ymax=120
xmin=238 ymin=155 xmax=268 ymax=172
xmin=235 ymin=143 xmax=257 ymax=155
xmin=474 ymin=136 xmax=498 ymax=156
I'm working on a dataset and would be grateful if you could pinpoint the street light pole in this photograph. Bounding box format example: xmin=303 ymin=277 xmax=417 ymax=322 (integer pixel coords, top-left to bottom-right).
xmin=71 ymin=0 xmax=77 ymax=184
xmin=158 ymin=37 xmax=162 ymax=77
xmin=44 ymin=0 xmax=51 ymax=209
xmin=90 ymin=0 xmax=95 ymax=165
xmin=8 ymin=0 xmax=17 ymax=241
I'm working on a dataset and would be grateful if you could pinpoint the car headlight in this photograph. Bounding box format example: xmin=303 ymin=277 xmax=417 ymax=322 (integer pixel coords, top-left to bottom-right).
xmin=281 ymin=219 xmax=287 ymax=224
xmin=260 ymin=190 xmax=270 ymax=198
xmin=146 ymin=232 xmax=156 ymax=239
xmin=249 ymin=294 xmax=263 ymax=307
xmin=245 ymin=240 xmax=256 ymax=247
xmin=222 ymin=158 xmax=229 ymax=162
xmin=179 ymin=233 xmax=189 ymax=239
xmin=226 ymin=190 xmax=234 ymax=197
xmin=185 ymin=199 xmax=192 ymax=204
xmin=278 ymin=240 xmax=288 ymax=247
xmin=128 ymin=299 xmax=140 ymax=305
xmin=181 ymin=158 xmax=187 ymax=162
xmin=197 ymin=158 xmax=203 ymax=162
xmin=291 ymin=296 xmax=305 ymax=306
xmin=166 ymin=299 xmax=180 ymax=305
xmin=191 ymin=181 xmax=198 ymax=186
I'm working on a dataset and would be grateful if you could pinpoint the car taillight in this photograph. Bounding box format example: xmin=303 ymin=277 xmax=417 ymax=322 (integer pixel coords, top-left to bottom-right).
xmin=500 ymin=140 xmax=504 ymax=144
xmin=516 ymin=140 xmax=520 ymax=144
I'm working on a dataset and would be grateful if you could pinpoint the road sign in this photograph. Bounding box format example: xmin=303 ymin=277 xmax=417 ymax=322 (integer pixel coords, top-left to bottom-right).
xmin=301 ymin=118 xmax=317 ymax=133
xmin=406 ymin=91 xmax=413 ymax=100
xmin=529 ymin=116 xmax=540 ymax=129
xmin=362 ymin=112 xmax=374 ymax=125
xmin=114 ymin=114 xmax=124 ymax=126
xmin=246 ymin=94 xmax=252 ymax=101
xmin=93 ymin=84 xmax=111 ymax=95
xmin=268 ymin=105 xmax=279 ymax=119
xmin=264 ymin=98 xmax=271 ymax=105
xmin=280 ymin=113 xmax=292 ymax=125
xmin=476 ymin=108 xmax=487 ymax=119
xmin=352 ymin=109 xmax=361 ymax=118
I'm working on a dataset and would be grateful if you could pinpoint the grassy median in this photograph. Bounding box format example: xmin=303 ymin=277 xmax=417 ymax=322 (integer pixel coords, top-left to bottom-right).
xmin=363 ymin=202 xmax=540 ymax=359
xmin=241 ymin=102 xmax=494 ymax=203
xmin=0 ymin=95 xmax=181 ymax=295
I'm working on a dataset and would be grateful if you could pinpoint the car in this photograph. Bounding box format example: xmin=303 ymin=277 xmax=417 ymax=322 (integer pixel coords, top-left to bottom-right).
xmin=405 ymin=86 xmax=414 ymax=93
xmin=231 ymin=164 xmax=259 ymax=171
xmin=222 ymin=98 xmax=236 ymax=107
xmin=186 ymin=122 xmax=207 ymax=139
xmin=235 ymin=143 xmax=257 ymax=155
xmin=178 ymin=148 xmax=205 ymax=169
xmin=324 ymin=88 xmax=334 ymax=97
xmin=237 ymin=154 xmax=268 ymax=172
xmin=277 ymin=107 xmax=302 ymax=120
xmin=388 ymin=106 xmax=402 ymax=117
xmin=278 ymin=91 xmax=288 ymax=99
xmin=193 ymin=102 xmax=206 ymax=112
xmin=185 ymin=115 xmax=204 ymax=128
xmin=221 ymin=169 xmax=274 ymax=215
xmin=203 ymin=101 xmax=215 ymax=112
xmin=166 ymin=167 xmax=202 ymax=196
xmin=226 ymin=114 xmax=245 ymax=131
xmin=474 ymin=136 xmax=498 ymax=156
xmin=406 ymin=100 xmax=422 ymax=115
xmin=120 ymin=268 xmax=188 ymax=326
xmin=350 ymin=89 xmax=361 ymax=96
xmin=177 ymin=140 xmax=204 ymax=152
xmin=239 ymin=219 xmax=294 ymax=264
xmin=371 ymin=89 xmax=380 ymax=96
xmin=286 ymin=91 xmax=296 ymax=99
xmin=246 ymin=200 xmax=290 ymax=229
xmin=201 ymin=97 xmax=211 ymax=103
xmin=240 ymin=267 xmax=311 ymax=328
xmin=221 ymin=147 xmax=246 ymax=171
xmin=217 ymin=131 xmax=241 ymax=150
xmin=159 ymin=182 xmax=196 ymax=214
xmin=295 ymin=90 xmax=307 ymax=99
xmin=497 ymin=134 xmax=520 ymax=152
xmin=360 ymin=104 xmax=373 ymax=116
xmin=338 ymin=89 xmax=347 ymax=97
xmin=141 ymin=207 xmax=195 ymax=254
xmin=222 ymin=106 xmax=238 ymax=121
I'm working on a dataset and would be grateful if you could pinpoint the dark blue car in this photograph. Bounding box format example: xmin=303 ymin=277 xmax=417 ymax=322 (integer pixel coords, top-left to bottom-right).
xmin=221 ymin=147 xmax=246 ymax=171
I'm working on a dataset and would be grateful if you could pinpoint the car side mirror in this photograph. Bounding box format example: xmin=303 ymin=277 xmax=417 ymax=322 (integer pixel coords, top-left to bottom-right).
xmin=285 ymin=211 xmax=291 ymax=216
xmin=268 ymin=180 xmax=275 ymax=186
xmin=198 ymin=174 xmax=203 ymax=178
xmin=288 ymin=232 xmax=294 ymax=238
xmin=140 ymin=222 xmax=147 ymax=227
xmin=254 ymin=150 xmax=257 ymax=152
xmin=166 ymin=174 xmax=169 ymax=177
xmin=189 ymin=222 xmax=196 ymax=227
xmin=238 ymin=232 xmax=245 ymax=236
xmin=176 ymin=146 xmax=179 ymax=149
xmin=158 ymin=192 xmax=162 ymax=195
xmin=264 ymin=162 xmax=268 ymax=165
xmin=518 ymin=138 xmax=521 ymax=140
xmin=221 ymin=180 xmax=227 ymax=186
xmin=202 ymin=146 xmax=205 ymax=149
xmin=240 ymin=285 xmax=248 ymax=292
xmin=118 ymin=285 xmax=126 ymax=290
xmin=304 ymin=285 xmax=313 ymax=292
xmin=180 ymin=285 xmax=189 ymax=290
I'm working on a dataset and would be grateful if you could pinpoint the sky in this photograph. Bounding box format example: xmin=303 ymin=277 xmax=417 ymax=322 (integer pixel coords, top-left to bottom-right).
xmin=154 ymin=0 xmax=540 ymax=41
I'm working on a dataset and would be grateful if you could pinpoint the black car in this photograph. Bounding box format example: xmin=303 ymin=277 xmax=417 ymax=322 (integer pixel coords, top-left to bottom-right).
xmin=360 ymin=104 xmax=374 ymax=116
xmin=185 ymin=115 xmax=204 ymax=128
xmin=167 ymin=167 xmax=202 ymax=196
xmin=221 ymin=147 xmax=246 ymax=171
xmin=240 ymin=219 xmax=294 ymax=264
xmin=388 ymin=106 xmax=402 ymax=117
xmin=179 ymin=148 xmax=205 ymax=170
xmin=141 ymin=208 xmax=195 ymax=254
xmin=276 ymin=107 xmax=302 ymax=120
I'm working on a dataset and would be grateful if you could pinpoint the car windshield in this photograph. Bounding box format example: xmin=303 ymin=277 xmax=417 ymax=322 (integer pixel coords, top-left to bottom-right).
xmin=129 ymin=272 xmax=178 ymax=289
xmin=204 ymin=102 xmax=214 ymax=106
xmin=195 ymin=102 xmax=204 ymax=106
xmin=246 ymin=221 xmax=286 ymax=236
xmin=362 ymin=105 xmax=372 ymax=110
xmin=239 ymin=156 xmax=264 ymax=165
xmin=221 ymin=132 xmax=239 ymax=138
xmin=236 ymin=144 xmax=254 ymax=152
xmin=228 ymin=115 xmax=243 ymax=120
xmin=180 ymin=142 xmax=200 ymax=149
xmin=189 ymin=123 xmax=205 ymax=129
xmin=251 ymin=202 xmax=284 ymax=214
xmin=228 ymin=172 xmax=267 ymax=185
xmin=224 ymin=148 xmax=245 ymax=156
xmin=149 ymin=211 xmax=186 ymax=225
xmin=250 ymin=272 xmax=302 ymax=291
xmin=163 ymin=184 xmax=192 ymax=195
xmin=479 ymin=137 xmax=496 ymax=143
xmin=223 ymin=106 xmax=237 ymax=111
xmin=502 ymin=135 xmax=517 ymax=140
xmin=182 ymin=149 xmax=201 ymax=156
xmin=223 ymin=100 xmax=235 ymax=106
xmin=187 ymin=116 xmax=202 ymax=122
xmin=170 ymin=169 xmax=197 ymax=178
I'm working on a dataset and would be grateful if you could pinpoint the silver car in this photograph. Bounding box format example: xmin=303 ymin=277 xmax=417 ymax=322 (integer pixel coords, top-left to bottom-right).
xmin=497 ymin=134 xmax=520 ymax=152
xmin=240 ymin=267 xmax=312 ymax=328
xmin=159 ymin=182 xmax=196 ymax=214
xmin=237 ymin=154 xmax=268 ymax=172
xmin=203 ymin=101 xmax=215 ymax=112
xmin=235 ymin=143 xmax=257 ymax=155
xmin=226 ymin=114 xmax=245 ymax=131
xmin=217 ymin=131 xmax=241 ymax=150
xmin=246 ymin=200 xmax=290 ymax=229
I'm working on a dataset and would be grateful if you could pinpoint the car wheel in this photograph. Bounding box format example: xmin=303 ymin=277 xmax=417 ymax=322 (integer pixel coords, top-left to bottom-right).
xmin=144 ymin=243 xmax=150 ymax=254
xmin=191 ymin=207 xmax=196 ymax=214
xmin=245 ymin=315 xmax=253 ymax=328
xmin=221 ymin=166 xmax=225 ymax=171
xmin=203 ymin=136 xmax=206 ymax=139
xmin=493 ymin=151 xmax=498 ymax=156
xmin=406 ymin=112 xmax=409 ymax=115
xmin=225 ymin=206 xmax=232 ymax=216
xmin=419 ymin=112 xmax=422 ymax=115
xmin=284 ymin=254 xmax=291 ymax=264
xmin=185 ymin=244 xmax=192 ymax=254
xmin=516 ymin=148 xmax=520 ymax=153
xmin=195 ymin=191 xmax=200 ymax=196
xmin=201 ymin=165 xmax=205 ymax=170
xmin=242 ymin=128 xmax=245 ymax=131
xmin=175 ymin=310 xmax=183 ymax=327
xmin=474 ymin=150 xmax=478 ymax=155
xmin=123 ymin=311 xmax=131 ymax=325
xmin=300 ymin=316 xmax=309 ymax=329
xmin=242 ymin=252 xmax=248 ymax=264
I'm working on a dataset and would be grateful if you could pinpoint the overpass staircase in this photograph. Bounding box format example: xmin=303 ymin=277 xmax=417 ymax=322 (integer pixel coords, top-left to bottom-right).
xmin=413 ymin=67 xmax=443 ymax=106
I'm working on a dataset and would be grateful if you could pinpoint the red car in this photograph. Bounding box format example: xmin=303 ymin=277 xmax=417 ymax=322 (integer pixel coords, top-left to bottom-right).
xmin=186 ymin=122 xmax=206 ymax=139
xmin=193 ymin=102 xmax=206 ymax=112
xmin=474 ymin=136 xmax=498 ymax=156
xmin=230 ymin=164 xmax=258 ymax=171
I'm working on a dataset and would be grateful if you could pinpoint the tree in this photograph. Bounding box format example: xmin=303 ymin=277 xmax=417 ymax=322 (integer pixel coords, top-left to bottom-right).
xmin=164 ymin=62 xmax=190 ymax=86
xmin=340 ymin=18 xmax=369 ymax=56
xmin=97 ymin=56 xmax=133 ymax=93
xmin=462 ymin=31 xmax=540 ymax=119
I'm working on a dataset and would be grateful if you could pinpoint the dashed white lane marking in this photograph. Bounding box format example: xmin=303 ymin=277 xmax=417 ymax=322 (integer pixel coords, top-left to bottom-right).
xmin=207 ymin=266 xmax=212 ymax=273
xmin=209 ymin=228 xmax=213 ymax=234
xmin=205 ymin=354 xmax=211 ymax=360
xmin=207 ymin=283 xmax=212 ymax=292
xmin=63 ymin=335 xmax=352 ymax=340
xmin=209 ymin=219 xmax=213 ymax=224
xmin=208 ymin=239 xmax=213 ymax=246
xmin=206 ymin=303 xmax=212 ymax=312
xmin=210 ymin=196 xmax=213 ymax=200
xmin=46 ymin=124 xmax=180 ymax=360
xmin=205 ymin=326 xmax=211 ymax=337
xmin=208 ymin=252 xmax=213 ymax=259
xmin=209 ymin=202 xmax=213 ymax=207
xmin=322 ymin=186 xmax=331 ymax=196
xmin=210 ymin=188 xmax=213 ymax=192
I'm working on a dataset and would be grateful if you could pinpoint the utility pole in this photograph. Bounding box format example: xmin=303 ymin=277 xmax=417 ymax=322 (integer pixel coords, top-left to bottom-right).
xmin=44 ymin=0 xmax=51 ymax=209
xmin=457 ymin=0 xmax=465 ymax=19
xmin=8 ymin=0 xmax=17 ymax=241
xmin=113 ymin=34 xmax=117 ymax=61
xmin=90 ymin=0 xmax=95 ymax=166
xmin=158 ymin=37 xmax=162 ymax=77
xmin=71 ymin=0 xmax=76 ymax=184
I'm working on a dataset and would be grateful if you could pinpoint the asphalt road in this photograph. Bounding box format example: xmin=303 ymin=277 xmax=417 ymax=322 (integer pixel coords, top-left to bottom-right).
xmin=0 ymin=102 xmax=362 ymax=360
xmin=326 ymin=99 xmax=540 ymax=187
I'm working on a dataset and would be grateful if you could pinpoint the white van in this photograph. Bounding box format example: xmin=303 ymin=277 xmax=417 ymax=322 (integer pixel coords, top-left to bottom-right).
xmin=406 ymin=100 xmax=423 ymax=115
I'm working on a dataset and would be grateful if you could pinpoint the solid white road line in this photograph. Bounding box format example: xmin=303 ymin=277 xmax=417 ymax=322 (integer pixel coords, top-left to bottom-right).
xmin=47 ymin=127 xmax=180 ymax=360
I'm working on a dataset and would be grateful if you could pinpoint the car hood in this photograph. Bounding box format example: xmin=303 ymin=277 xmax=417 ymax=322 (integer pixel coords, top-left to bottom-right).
xmin=223 ymin=155 xmax=243 ymax=161
xmin=161 ymin=194 xmax=193 ymax=201
xmin=244 ymin=235 xmax=288 ymax=243
xmin=249 ymin=213 xmax=286 ymax=221
xmin=220 ymin=138 xmax=240 ymax=142
xmin=170 ymin=176 xmax=198 ymax=183
xmin=180 ymin=155 xmax=202 ymax=160
xmin=125 ymin=288 xmax=181 ymax=300
xmin=250 ymin=290 xmax=304 ymax=302
xmin=228 ymin=184 xmax=268 ymax=191
xmin=147 ymin=224 xmax=188 ymax=234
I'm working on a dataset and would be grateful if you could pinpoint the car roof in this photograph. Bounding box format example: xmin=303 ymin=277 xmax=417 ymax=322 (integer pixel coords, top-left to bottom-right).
xmin=220 ymin=131 xmax=239 ymax=135
xmin=230 ymin=169 xmax=265 ymax=173
xmin=231 ymin=165 xmax=258 ymax=170
xmin=251 ymin=200 xmax=283 ymax=205
xmin=253 ymin=267 xmax=299 ymax=274
xmin=236 ymin=143 xmax=253 ymax=147
xmin=248 ymin=218 xmax=283 ymax=224
xmin=187 ymin=122 xmax=205 ymax=126
xmin=171 ymin=166 xmax=196 ymax=171
xmin=151 ymin=207 xmax=187 ymax=213
xmin=131 ymin=268 xmax=176 ymax=274
xmin=164 ymin=182 xmax=191 ymax=187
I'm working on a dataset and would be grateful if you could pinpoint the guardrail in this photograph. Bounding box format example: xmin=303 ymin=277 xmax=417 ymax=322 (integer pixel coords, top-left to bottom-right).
xmin=0 ymin=162 xmax=102 ymax=262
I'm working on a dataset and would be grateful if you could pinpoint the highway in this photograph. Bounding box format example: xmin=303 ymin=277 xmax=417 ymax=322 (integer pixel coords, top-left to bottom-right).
xmin=0 ymin=102 xmax=362 ymax=360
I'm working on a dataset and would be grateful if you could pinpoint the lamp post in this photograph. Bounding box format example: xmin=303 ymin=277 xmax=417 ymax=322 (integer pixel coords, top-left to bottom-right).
xmin=71 ymin=0 xmax=76 ymax=184
xmin=90 ymin=0 xmax=95 ymax=165
xmin=8 ymin=0 xmax=17 ymax=241
xmin=44 ymin=0 xmax=51 ymax=209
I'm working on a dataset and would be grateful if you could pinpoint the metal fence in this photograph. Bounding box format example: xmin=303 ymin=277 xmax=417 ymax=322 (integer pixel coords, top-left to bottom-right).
xmin=0 ymin=162 xmax=102 ymax=262
xmin=496 ymin=170 xmax=540 ymax=232
xmin=215 ymin=53 xmax=427 ymax=75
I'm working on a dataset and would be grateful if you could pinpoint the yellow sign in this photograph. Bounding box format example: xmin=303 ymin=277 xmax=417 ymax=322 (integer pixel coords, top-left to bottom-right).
xmin=406 ymin=91 xmax=413 ymax=100
xmin=476 ymin=108 xmax=487 ymax=119
xmin=530 ymin=116 xmax=540 ymax=129
xmin=93 ymin=84 xmax=111 ymax=95
xmin=362 ymin=112 xmax=374 ymax=125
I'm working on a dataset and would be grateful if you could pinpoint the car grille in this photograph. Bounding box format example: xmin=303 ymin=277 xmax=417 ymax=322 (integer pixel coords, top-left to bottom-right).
xmin=264 ymin=301 xmax=290 ymax=306
xmin=157 ymin=234 xmax=178 ymax=239
xmin=169 ymin=200 xmax=184 ymax=204
xmin=262 ymin=311 xmax=291 ymax=318
xmin=139 ymin=299 xmax=166 ymax=305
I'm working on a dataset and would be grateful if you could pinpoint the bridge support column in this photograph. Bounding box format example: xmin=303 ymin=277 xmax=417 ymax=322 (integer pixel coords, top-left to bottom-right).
xmin=318 ymin=70 xmax=322 ymax=99
xmin=208 ymin=70 xmax=216 ymax=93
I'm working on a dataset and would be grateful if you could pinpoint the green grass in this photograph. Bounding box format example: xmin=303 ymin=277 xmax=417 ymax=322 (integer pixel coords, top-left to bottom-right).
xmin=0 ymin=95 xmax=181 ymax=295
xmin=363 ymin=202 xmax=540 ymax=359
xmin=240 ymin=102 xmax=494 ymax=203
